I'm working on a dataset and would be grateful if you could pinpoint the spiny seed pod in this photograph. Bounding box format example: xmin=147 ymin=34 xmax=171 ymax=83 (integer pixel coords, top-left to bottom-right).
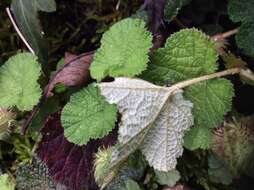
xmin=212 ymin=116 xmax=254 ymax=177
xmin=94 ymin=147 xmax=118 ymax=188
xmin=0 ymin=108 xmax=15 ymax=140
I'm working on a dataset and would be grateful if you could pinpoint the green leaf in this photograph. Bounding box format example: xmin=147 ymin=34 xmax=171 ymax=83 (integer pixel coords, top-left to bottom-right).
xmin=164 ymin=0 xmax=192 ymax=21
xmin=142 ymin=28 xmax=218 ymax=84
xmin=61 ymin=85 xmax=117 ymax=145
xmin=125 ymin=180 xmax=142 ymax=190
xmin=184 ymin=79 xmax=234 ymax=150
xmin=155 ymin=170 xmax=181 ymax=187
xmin=235 ymin=21 xmax=254 ymax=57
xmin=34 ymin=0 xmax=56 ymax=12
xmin=208 ymin=154 xmax=233 ymax=185
xmin=228 ymin=0 xmax=254 ymax=57
xmin=184 ymin=127 xmax=212 ymax=150
xmin=228 ymin=0 xmax=254 ymax=23
xmin=11 ymin=0 xmax=56 ymax=64
xmin=141 ymin=28 xmax=233 ymax=151
xmin=0 ymin=174 xmax=15 ymax=190
xmin=0 ymin=53 xmax=42 ymax=111
xmin=90 ymin=18 xmax=152 ymax=81
xmin=185 ymin=79 xmax=234 ymax=129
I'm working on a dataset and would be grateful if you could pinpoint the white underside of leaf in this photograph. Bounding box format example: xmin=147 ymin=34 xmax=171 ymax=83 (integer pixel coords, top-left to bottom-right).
xmin=99 ymin=78 xmax=193 ymax=171
xmin=141 ymin=93 xmax=193 ymax=171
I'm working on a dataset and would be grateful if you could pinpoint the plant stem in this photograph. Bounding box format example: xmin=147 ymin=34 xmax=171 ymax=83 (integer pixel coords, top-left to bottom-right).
xmin=6 ymin=7 xmax=35 ymax=55
xmin=171 ymin=68 xmax=241 ymax=90
xmin=212 ymin=28 xmax=239 ymax=41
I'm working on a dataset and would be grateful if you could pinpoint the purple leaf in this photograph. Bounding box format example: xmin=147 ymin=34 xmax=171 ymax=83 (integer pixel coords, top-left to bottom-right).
xmin=44 ymin=52 xmax=94 ymax=98
xmin=36 ymin=113 xmax=117 ymax=190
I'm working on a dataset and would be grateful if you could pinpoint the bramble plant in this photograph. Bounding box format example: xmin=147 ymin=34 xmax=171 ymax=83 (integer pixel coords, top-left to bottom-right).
xmin=1 ymin=0 xmax=254 ymax=190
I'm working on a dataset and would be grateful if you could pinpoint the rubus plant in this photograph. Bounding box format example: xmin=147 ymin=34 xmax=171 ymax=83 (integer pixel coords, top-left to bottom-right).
xmin=1 ymin=0 xmax=254 ymax=190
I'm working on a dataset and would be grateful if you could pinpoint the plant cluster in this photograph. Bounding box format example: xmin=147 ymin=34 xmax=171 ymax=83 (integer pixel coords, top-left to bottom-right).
xmin=0 ymin=0 xmax=254 ymax=190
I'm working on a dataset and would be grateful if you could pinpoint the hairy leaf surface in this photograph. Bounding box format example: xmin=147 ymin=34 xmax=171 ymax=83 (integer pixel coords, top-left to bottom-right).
xmin=0 ymin=109 xmax=16 ymax=141
xmin=212 ymin=117 xmax=254 ymax=177
xmin=184 ymin=127 xmax=212 ymax=150
xmin=235 ymin=21 xmax=254 ymax=57
xmin=185 ymin=79 xmax=234 ymax=129
xmin=0 ymin=53 xmax=42 ymax=111
xmin=61 ymin=85 xmax=117 ymax=145
xmin=228 ymin=0 xmax=254 ymax=57
xmin=90 ymin=18 xmax=152 ymax=81
xmin=155 ymin=169 xmax=181 ymax=187
xmin=142 ymin=28 xmax=233 ymax=150
xmin=228 ymin=0 xmax=254 ymax=23
xmin=142 ymin=29 xmax=217 ymax=84
xmin=11 ymin=0 xmax=56 ymax=64
xmin=184 ymin=79 xmax=234 ymax=150
xmin=99 ymin=78 xmax=193 ymax=171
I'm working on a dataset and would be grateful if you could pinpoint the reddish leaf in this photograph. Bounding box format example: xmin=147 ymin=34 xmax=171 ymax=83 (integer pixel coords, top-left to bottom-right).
xmin=36 ymin=113 xmax=117 ymax=190
xmin=44 ymin=52 xmax=94 ymax=98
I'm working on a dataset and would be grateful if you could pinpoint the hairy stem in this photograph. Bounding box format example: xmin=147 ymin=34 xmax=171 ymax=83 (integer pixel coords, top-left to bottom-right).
xmin=171 ymin=67 xmax=241 ymax=90
xmin=212 ymin=28 xmax=239 ymax=41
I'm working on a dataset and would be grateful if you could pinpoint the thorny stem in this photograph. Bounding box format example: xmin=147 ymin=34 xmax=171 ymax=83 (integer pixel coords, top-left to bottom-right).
xmin=6 ymin=7 xmax=35 ymax=55
xmin=171 ymin=67 xmax=241 ymax=90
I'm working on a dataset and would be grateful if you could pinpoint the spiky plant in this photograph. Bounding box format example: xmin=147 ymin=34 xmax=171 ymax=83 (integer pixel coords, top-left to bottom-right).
xmin=94 ymin=147 xmax=118 ymax=188
xmin=0 ymin=108 xmax=15 ymax=140
xmin=212 ymin=116 xmax=254 ymax=177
